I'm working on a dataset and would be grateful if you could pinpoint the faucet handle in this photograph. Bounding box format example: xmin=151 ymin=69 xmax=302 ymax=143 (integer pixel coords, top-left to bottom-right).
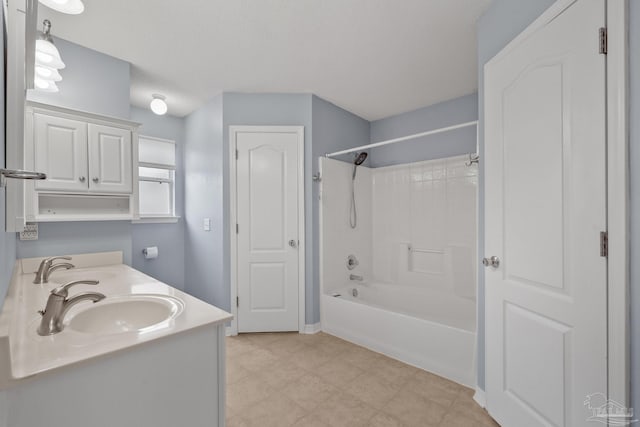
xmin=52 ymin=280 xmax=100 ymax=298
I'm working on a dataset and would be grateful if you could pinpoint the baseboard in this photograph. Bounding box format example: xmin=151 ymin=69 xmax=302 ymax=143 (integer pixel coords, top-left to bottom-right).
xmin=301 ymin=323 xmax=321 ymax=334
xmin=473 ymin=387 xmax=486 ymax=408
xmin=225 ymin=326 xmax=234 ymax=337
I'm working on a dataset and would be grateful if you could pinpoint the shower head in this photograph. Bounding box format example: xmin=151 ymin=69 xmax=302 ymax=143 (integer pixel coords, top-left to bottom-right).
xmin=353 ymin=152 xmax=368 ymax=166
xmin=352 ymin=152 xmax=368 ymax=180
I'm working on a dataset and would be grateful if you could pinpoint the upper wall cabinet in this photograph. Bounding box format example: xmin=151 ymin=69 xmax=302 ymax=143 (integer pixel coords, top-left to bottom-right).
xmin=25 ymin=102 xmax=140 ymax=222
xmin=34 ymin=114 xmax=88 ymax=192
xmin=87 ymin=125 xmax=133 ymax=194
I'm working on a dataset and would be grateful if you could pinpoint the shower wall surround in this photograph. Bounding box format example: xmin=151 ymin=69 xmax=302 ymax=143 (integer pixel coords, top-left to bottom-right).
xmin=320 ymin=154 xmax=478 ymax=384
xmin=372 ymin=155 xmax=477 ymax=299
xmin=320 ymin=158 xmax=372 ymax=295
xmin=321 ymin=154 xmax=477 ymax=304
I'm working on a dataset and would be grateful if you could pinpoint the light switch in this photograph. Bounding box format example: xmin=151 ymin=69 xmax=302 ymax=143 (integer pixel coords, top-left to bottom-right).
xmin=203 ymin=218 xmax=211 ymax=231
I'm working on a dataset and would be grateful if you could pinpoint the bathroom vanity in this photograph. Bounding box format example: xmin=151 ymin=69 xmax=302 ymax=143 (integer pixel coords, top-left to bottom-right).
xmin=0 ymin=252 xmax=232 ymax=427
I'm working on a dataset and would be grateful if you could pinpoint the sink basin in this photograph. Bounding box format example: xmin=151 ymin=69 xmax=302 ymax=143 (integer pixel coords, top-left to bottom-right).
xmin=52 ymin=269 xmax=116 ymax=283
xmin=67 ymin=295 xmax=184 ymax=335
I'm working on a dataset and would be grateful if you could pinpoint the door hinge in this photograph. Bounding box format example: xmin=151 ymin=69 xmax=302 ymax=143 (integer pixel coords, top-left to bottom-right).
xmin=236 ymin=296 xmax=239 ymax=307
xmin=236 ymin=223 xmax=239 ymax=234
xmin=599 ymin=27 xmax=607 ymax=54
xmin=235 ymin=149 xmax=239 ymax=160
xmin=600 ymin=231 xmax=608 ymax=258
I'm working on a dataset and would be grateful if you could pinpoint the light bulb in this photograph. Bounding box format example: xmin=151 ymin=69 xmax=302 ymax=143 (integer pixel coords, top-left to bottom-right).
xmin=36 ymin=51 xmax=53 ymax=64
xmin=34 ymin=78 xmax=59 ymax=92
xmin=35 ymin=66 xmax=62 ymax=81
xmin=34 ymin=78 xmax=49 ymax=89
xmin=38 ymin=0 xmax=84 ymax=14
xmin=35 ymin=39 xmax=65 ymax=69
xmin=150 ymin=95 xmax=168 ymax=115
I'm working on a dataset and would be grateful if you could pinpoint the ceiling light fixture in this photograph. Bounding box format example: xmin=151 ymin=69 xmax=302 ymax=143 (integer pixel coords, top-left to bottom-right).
xmin=38 ymin=0 xmax=85 ymax=15
xmin=34 ymin=20 xmax=65 ymax=93
xmin=150 ymin=94 xmax=168 ymax=115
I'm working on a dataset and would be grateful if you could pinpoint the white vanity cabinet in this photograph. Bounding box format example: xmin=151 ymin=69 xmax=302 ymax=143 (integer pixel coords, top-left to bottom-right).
xmin=24 ymin=102 xmax=140 ymax=222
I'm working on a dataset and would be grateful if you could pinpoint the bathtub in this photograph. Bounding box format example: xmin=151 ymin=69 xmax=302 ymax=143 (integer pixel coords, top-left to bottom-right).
xmin=321 ymin=280 xmax=476 ymax=387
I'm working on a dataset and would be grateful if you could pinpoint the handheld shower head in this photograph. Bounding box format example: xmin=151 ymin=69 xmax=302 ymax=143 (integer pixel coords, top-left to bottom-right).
xmin=349 ymin=152 xmax=368 ymax=229
xmin=353 ymin=152 xmax=368 ymax=166
xmin=352 ymin=152 xmax=368 ymax=179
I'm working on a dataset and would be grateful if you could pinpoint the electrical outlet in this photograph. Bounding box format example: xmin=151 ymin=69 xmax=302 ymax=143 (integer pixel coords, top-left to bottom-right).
xmin=19 ymin=223 xmax=38 ymax=241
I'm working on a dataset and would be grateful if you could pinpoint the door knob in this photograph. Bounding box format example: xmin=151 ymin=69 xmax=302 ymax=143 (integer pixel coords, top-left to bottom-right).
xmin=289 ymin=240 xmax=297 ymax=248
xmin=79 ymin=176 xmax=85 ymax=182
xmin=482 ymin=256 xmax=500 ymax=268
xmin=92 ymin=177 xmax=99 ymax=183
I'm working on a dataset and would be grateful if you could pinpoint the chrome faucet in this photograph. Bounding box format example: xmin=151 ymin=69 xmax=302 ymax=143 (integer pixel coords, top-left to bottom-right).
xmin=33 ymin=256 xmax=74 ymax=284
xmin=349 ymin=274 xmax=364 ymax=282
xmin=37 ymin=280 xmax=105 ymax=336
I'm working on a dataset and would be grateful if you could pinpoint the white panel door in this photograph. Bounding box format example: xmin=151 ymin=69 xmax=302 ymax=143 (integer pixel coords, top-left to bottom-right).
xmin=236 ymin=129 xmax=301 ymax=332
xmin=484 ymin=1 xmax=607 ymax=426
xmin=34 ymin=114 xmax=88 ymax=192
xmin=88 ymin=124 xmax=133 ymax=194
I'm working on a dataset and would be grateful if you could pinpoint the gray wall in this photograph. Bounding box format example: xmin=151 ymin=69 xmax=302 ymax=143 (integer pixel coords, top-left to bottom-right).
xmin=0 ymin=7 xmax=16 ymax=308
xmin=183 ymin=93 xmax=370 ymax=324
xmin=476 ymin=0 xmax=586 ymax=392
xmin=27 ymin=37 xmax=130 ymax=118
xmin=19 ymin=37 xmax=134 ymax=264
xmin=130 ymin=107 xmax=186 ymax=290
xmin=184 ymin=95 xmax=224 ymax=305
xmin=630 ymin=0 xmax=640 ymax=416
xmin=369 ymin=93 xmax=477 ymax=168
xmin=16 ymin=221 xmax=133 ymax=264
xmin=19 ymin=40 xmax=186 ymax=287
xmin=223 ymin=93 xmax=314 ymax=320
xmin=311 ymin=95 xmax=370 ymax=322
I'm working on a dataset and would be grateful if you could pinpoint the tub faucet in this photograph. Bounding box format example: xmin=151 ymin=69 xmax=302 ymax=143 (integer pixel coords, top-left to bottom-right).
xmin=349 ymin=274 xmax=363 ymax=282
xmin=37 ymin=280 xmax=105 ymax=336
xmin=33 ymin=256 xmax=75 ymax=284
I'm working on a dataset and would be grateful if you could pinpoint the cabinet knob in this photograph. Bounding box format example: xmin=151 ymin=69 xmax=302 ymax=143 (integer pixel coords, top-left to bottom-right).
xmin=92 ymin=177 xmax=99 ymax=183
xmin=79 ymin=176 xmax=85 ymax=182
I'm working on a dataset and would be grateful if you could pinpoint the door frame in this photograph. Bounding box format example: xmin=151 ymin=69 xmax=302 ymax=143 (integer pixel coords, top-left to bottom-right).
xmin=228 ymin=125 xmax=306 ymax=336
xmin=483 ymin=0 xmax=629 ymax=409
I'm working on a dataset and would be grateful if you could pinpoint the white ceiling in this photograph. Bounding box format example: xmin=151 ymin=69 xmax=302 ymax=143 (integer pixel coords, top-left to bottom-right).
xmin=39 ymin=0 xmax=491 ymax=120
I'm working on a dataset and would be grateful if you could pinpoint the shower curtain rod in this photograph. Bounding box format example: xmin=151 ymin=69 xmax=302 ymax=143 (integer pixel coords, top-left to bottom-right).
xmin=324 ymin=120 xmax=478 ymax=158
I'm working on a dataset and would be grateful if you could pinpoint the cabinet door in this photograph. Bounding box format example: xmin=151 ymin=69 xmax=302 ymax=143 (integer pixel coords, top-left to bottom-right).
xmin=34 ymin=114 xmax=88 ymax=192
xmin=88 ymin=124 xmax=133 ymax=194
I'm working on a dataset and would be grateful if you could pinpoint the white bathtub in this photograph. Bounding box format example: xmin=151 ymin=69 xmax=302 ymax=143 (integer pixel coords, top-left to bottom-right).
xmin=321 ymin=281 xmax=477 ymax=387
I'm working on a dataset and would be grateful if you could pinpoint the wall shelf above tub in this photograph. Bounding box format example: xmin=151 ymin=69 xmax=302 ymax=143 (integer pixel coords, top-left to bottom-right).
xmin=23 ymin=102 xmax=141 ymax=222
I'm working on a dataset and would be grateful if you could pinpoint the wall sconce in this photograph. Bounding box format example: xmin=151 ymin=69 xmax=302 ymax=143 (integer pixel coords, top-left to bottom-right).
xmin=34 ymin=20 xmax=65 ymax=93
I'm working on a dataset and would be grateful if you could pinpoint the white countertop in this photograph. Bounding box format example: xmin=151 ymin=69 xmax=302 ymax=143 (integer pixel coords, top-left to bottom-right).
xmin=0 ymin=252 xmax=232 ymax=383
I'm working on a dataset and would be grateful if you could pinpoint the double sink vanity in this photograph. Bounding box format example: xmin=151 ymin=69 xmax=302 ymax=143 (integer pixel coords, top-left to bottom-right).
xmin=0 ymin=251 xmax=232 ymax=427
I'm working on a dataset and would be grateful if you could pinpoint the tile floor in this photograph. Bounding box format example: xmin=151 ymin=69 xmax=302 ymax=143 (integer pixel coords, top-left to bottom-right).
xmin=226 ymin=332 xmax=499 ymax=427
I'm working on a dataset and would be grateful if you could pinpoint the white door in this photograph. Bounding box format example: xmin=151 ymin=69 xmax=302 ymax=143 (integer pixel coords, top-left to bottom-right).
xmin=34 ymin=114 xmax=88 ymax=192
xmin=234 ymin=127 xmax=303 ymax=332
xmin=88 ymin=124 xmax=133 ymax=194
xmin=484 ymin=1 xmax=607 ymax=426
